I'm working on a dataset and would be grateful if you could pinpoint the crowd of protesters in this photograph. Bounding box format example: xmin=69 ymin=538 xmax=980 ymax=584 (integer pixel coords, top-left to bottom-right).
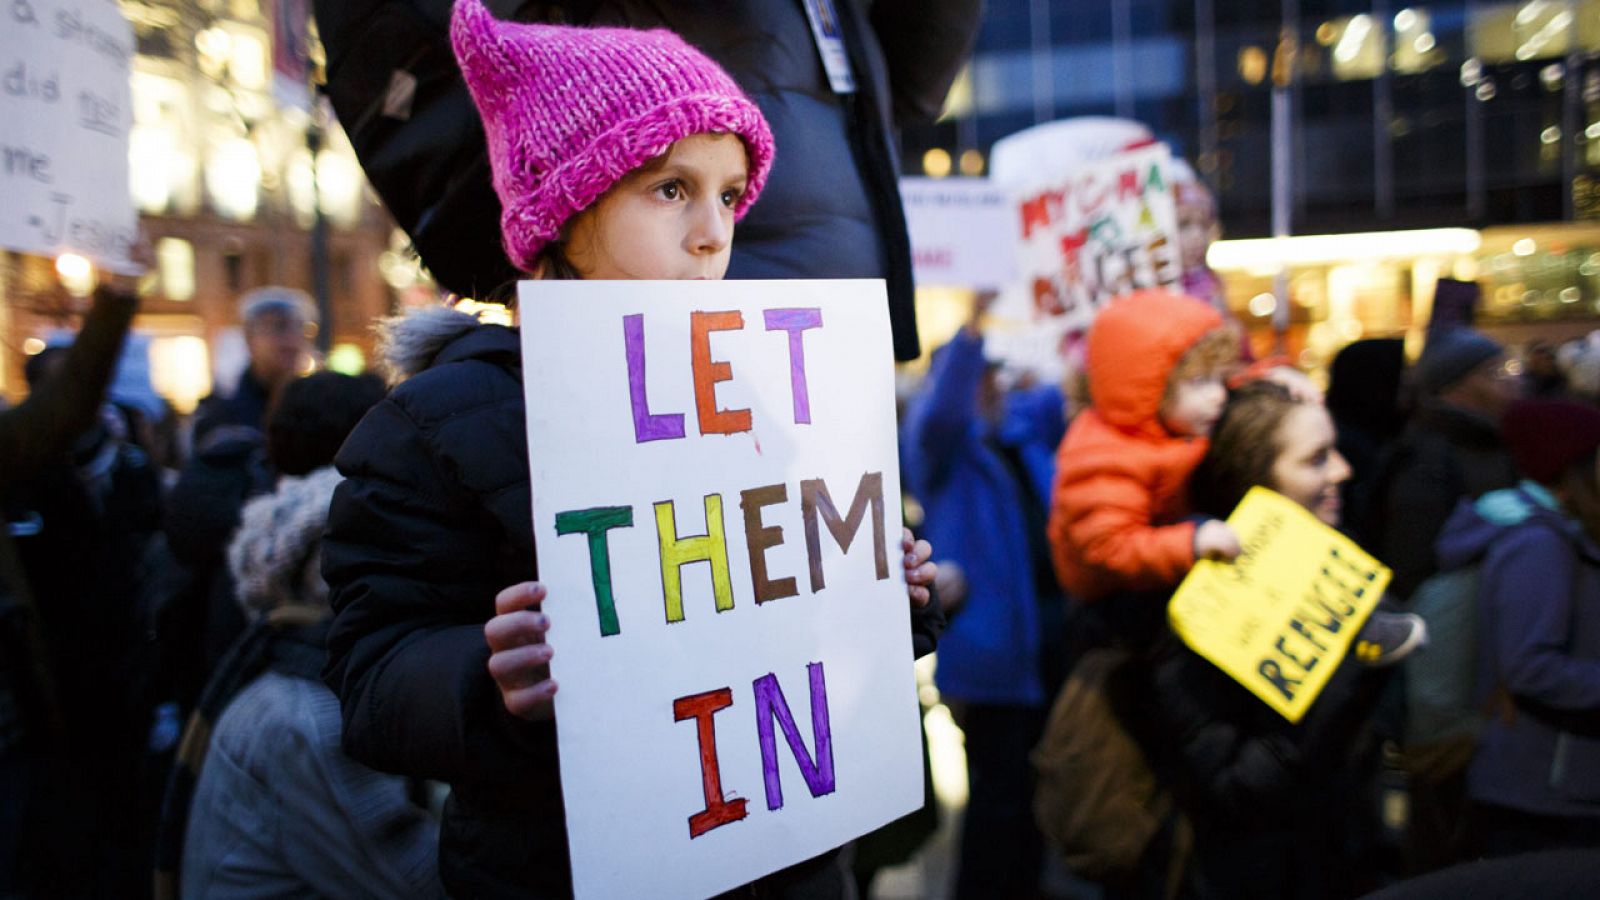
xmin=902 ymin=275 xmax=1600 ymax=898
xmin=7 ymin=0 xmax=1600 ymax=897
xmin=9 ymin=139 xmax=1600 ymax=900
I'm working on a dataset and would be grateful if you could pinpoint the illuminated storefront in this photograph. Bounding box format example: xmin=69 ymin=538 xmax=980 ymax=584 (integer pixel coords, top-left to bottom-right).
xmin=1 ymin=0 xmax=410 ymax=410
xmin=1208 ymin=222 xmax=1600 ymax=376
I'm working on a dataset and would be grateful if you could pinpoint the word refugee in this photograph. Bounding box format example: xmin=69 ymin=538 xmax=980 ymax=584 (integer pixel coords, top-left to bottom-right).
xmin=1257 ymin=546 xmax=1382 ymax=702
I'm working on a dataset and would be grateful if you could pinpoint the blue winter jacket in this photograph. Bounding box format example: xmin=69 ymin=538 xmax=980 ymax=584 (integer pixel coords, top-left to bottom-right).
xmin=901 ymin=330 xmax=1065 ymax=705
xmin=1436 ymin=482 xmax=1600 ymax=818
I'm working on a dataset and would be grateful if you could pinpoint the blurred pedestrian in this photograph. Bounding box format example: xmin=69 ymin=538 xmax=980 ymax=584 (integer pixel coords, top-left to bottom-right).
xmin=1521 ymin=341 xmax=1568 ymax=399
xmin=6 ymin=343 xmax=166 ymax=898
xmin=163 ymin=287 xmax=317 ymax=712
xmin=1172 ymin=161 xmax=1223 ymax=312
xmin=162 ymin=372 xmax=435 ymax=899
xmin=191 ymin=287 xmax=315 ymax=446
xmin=1325 ymin=338 xmax=1407 ymax=534
xmin=0 ymin=284 xmax=139 ymax=494
xmin=1046 ymin=289 xmax=1241 ymax=649
xmin=901 ymin=292 xmax=1068 ymax=899
xmin=1364 ymin=329 xmax=1520 ymax=602
xmin=1433 ymin=399 xmax=1600 ymax=858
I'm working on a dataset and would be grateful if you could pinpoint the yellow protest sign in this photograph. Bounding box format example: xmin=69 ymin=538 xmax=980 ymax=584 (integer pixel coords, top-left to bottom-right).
xmin=1167 ymin=487 xmax=1391 ymax=723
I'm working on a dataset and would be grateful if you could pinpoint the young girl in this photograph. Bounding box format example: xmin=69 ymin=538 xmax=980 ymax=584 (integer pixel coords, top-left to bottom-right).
xmin=320 ymin=3 xmax=938 ymax=896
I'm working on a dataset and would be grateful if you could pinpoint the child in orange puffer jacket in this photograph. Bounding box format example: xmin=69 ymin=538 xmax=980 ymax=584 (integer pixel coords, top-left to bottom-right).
xmin=1047 ymin=289 xmax=1242 ymax=641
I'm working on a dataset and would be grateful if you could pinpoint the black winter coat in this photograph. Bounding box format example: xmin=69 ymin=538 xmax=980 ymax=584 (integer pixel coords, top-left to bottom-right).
xmin=323 ymin=317 xmax=941 ymax=897
xmin=1130 ymin=633 xmax=1389 ymax=900
xmin=1362 ymin=402 xmax=1518 ymax=601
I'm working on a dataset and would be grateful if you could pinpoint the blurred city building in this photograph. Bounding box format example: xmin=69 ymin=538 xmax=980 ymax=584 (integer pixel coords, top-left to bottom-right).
xmin=0 ymin=0 xmax=429 ymax=411
xmin=901 ymin=0 xmax=1600 ymax=371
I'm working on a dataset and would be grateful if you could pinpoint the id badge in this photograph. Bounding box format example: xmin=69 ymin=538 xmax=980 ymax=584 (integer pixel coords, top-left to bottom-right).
xmin=801 ymin=0 xmax=856 ymax=94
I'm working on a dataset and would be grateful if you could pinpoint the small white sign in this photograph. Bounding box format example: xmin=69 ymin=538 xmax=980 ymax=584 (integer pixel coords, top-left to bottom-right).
xmin=900 ymin=176 xmax=1018 ymax=290
xmin=520 ymin=279 xmax=923 ymax=899
xmin=0 ymin=0 xmax=138 ymax=270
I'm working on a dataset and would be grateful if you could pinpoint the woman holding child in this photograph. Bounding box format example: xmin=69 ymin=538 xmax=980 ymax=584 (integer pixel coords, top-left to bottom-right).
xmin=1043 ymin=289 xmax=1427 ymax=898
xmin=1125 ymin=379 xmax=1422 ymax=899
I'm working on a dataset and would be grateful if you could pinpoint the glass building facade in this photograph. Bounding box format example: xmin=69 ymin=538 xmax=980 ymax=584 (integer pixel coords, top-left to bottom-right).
xmin=906 ymin=0 xmax=1600 ymax=235
xmin=900 ymin=1 xmax=1600 ymax=366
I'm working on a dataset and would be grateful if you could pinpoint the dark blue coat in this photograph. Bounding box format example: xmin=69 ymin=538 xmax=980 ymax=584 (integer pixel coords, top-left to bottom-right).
xmin=526 ymin=0 xmax=981 ymax=361
xmin=1437 ymin=483 xmax=1600 ymax=819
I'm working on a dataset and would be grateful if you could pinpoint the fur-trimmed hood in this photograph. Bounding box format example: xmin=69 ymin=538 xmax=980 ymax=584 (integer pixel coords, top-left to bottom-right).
xmin=376 ymin=306 xmax=489 ymax=384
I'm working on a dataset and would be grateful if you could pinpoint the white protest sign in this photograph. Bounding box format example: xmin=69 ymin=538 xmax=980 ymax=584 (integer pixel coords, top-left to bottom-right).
xmin=900 ymin=176 xmax=1018 ymax=289
xmin=993 ymin=142 xmax=1183 ymax=339
xmin=520 ymin=279 xmax=923 ymax=899
xmin=989 ymin=116 xmax=1154 ymax=190
xmin=0 ymin=0 xmax=138 ymax=271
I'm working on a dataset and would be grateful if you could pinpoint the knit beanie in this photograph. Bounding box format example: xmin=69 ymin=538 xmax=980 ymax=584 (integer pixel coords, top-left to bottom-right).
xmin=227 ymin=466 xmax=344 ymax=618
xmin=1416 ymin=328 xmax=1503 ymax=395
xmin=1502 ymin=399 xmax=1600 ymax=485
xmin=450 ymin=0 xmax=775 ymax=272
xmin=240 ymin=285 xmax=317 ymax=326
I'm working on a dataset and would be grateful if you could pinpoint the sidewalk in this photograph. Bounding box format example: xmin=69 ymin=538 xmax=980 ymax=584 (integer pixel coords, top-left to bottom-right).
xmin=865 ymin=658 xmax=1101 ymax=900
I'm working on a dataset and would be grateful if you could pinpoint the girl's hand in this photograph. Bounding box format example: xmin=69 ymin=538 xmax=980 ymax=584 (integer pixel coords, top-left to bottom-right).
xmin=485 ymin=581 xmax=557 ymax=722
xmin=902 ymin=528 xmax=936 ymax=610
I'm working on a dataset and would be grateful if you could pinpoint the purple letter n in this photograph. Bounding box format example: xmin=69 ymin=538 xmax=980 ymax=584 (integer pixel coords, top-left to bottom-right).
xmin=752 ymin=662 xmax=836 ymax=811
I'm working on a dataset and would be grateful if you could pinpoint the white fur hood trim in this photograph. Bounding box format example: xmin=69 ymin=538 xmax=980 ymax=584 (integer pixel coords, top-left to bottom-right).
xmin=377 ymin=305 xmax=486 ymax=384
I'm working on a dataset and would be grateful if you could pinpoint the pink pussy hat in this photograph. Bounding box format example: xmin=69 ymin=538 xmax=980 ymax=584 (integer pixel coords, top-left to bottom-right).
xmin=450 ymin=0 xmax=775 ymax=272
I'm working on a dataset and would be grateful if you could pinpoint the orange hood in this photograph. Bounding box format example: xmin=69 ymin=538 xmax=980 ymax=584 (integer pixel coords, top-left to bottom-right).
xmin=1087 ymin=289 xmax=1224 ymax=438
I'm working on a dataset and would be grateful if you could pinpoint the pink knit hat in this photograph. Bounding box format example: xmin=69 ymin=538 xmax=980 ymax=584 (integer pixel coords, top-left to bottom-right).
xmin=450 ymin=0 xmax=775 ymax=272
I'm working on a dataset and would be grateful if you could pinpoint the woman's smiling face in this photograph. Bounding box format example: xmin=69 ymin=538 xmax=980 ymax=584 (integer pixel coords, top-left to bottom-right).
xmin=1270 ymin=404 xmax=1352 ymax=526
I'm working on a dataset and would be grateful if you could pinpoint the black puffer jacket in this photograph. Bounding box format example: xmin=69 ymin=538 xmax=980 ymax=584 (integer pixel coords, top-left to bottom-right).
xmin=323 ymin=309 xmax=941 ymax=897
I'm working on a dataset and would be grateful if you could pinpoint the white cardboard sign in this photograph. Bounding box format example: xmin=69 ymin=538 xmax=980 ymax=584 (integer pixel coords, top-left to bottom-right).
xmin=993 ymin=142 xmax=1183 ymax=338
xmin=0 ymin=0 xmax=139 ymax=270
xmin=900 ymin=176 xmax=1018 ymax=289
xmin=519 ymin=279 xmax=923 ymax=899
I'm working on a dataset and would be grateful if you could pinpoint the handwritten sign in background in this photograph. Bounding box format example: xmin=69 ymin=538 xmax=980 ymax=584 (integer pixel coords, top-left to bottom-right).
xmin=991 ymin=143 xmax=1183 ymax=351
xmin=1168 ymin=488 xmax=1391 ymax=723
xmin=0 ymin=0 xmax=138 ymax=270
xmin=520 ymin=280 xmax=923 ymax=898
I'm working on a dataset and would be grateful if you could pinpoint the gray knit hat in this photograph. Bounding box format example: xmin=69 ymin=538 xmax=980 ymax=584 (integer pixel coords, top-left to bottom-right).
xmin=240 ymin=285 xmax=317 ymax=326
xmin=227 ymin=466 xmax=343 ymax=618
xmin=1416 ymin=328 xmax=1503 ymax=395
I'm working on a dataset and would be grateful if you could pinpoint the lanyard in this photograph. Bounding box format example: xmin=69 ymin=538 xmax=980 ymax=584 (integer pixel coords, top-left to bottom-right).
xmin=799 ymin=0 xmax=856 ymax=94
